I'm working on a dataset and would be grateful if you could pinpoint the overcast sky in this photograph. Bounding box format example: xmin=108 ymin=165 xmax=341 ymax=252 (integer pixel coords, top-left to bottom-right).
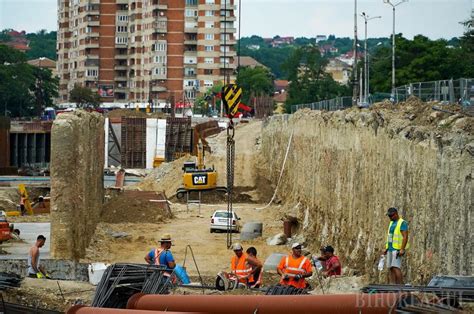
xmin=0 ymin=0 xmax=472 ymax=39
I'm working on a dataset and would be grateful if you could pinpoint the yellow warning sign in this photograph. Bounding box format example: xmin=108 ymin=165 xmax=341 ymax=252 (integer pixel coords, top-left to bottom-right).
xmin=222 ymin=84 xmax=243 ymax=118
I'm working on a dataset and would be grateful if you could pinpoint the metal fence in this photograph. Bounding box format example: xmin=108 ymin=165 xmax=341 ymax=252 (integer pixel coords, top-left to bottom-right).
xmin=290 ymin=96 xmax=353 ymax=114
xmin=291 ymin=78 xmax=474 ymax=114
xmin=393 ymin=78 xmax=474 ymax=105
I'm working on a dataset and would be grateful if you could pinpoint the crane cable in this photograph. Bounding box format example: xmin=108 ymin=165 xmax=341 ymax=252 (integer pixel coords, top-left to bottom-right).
xmin=226 ymin=122 xmax=235 ymax=249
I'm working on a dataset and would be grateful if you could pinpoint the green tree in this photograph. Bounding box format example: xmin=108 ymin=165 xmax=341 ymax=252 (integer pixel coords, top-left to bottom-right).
xmin=370 ymin=34 xmax=473 ymax=93
xmin=236 ymin=66 xmax=274 ymax=105
xmin=283 ymin=46 xmax=349 ymax=112
xmin=0 ymin=44 xmax=57 ymax=117
xmin=69 ymin=85 xmax=100 ymax=109
xmin=26 ymin=30 xmax=57 ymax=60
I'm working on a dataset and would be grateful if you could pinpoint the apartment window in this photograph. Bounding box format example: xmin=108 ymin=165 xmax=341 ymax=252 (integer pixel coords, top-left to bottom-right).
xmin=185 ymin=21 xmax=197 ymax=29
xmin=205 ymin=0 xmax=215 ymax=4
xmin=154 ymin=55 xmax=167 ymax=64
xmin=220 ymin=57 xmax=230 ymax=64
xmin=185 ymin=56 xmax=197 ymax=64
xmin=153 ymin=67 xmax=166 ymax=75
xmin=185 ymin=0 xmax=198 ymax=5
xmin=117 ymin=15 xmax=128 ymax=22
xmin=220 ymin=46 xmax=230 ymax=52
xmin=205 ymin=22 xmax=214 ymax=28
xmin=204 ymin=69 xmax=213 ymax=75
xmin=86 ymin=69 xmax=98 ymax=77
xmin=185 ymin=89 xmax=196 ymax=100
xmin=204 ymin=57 xmax=214 ymax=64
xmin=115 ymin=37 xmax=128 ymax=44
xmin=185 ymin=68 xmax=195 ymax=76
xmin=152 ymin=42 xmax=167 ymax=51
xmin=205 ymin=33 xmax=214 ymax=40
xmin=184 ymin=80 xmax=195 ymax=87
xmin=220 ymin=34 xmax=230 ymax=41
xmin=204 ymin=45 xmax=214 ymax=51
xmin=205 ymin=10 xmax=214 ymax=17
xmin=185 ymin=9 xmax=197 ymax=17
xmin=117 ymin=26 xmax=128 ymax=33
xmin=204 ymin=80 xmax=213 ymax=87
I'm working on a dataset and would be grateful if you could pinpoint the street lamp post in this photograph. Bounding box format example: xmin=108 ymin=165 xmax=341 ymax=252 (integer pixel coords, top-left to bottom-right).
xmin=352 ymin=0 xmax=359 ymax=106
xmin=383 ymin=0 xmax=408 ymax=101
xmin=361 ymin=13 xmax=381 ymax=105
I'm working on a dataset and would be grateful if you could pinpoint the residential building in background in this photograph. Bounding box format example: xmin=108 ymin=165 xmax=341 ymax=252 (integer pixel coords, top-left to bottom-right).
xmin=56 ymin=0 xmax=237 ymax=107
xmin=28 ymin=57 xmax=58 ymax=78
xmin=325 ymin=58 xmax=351 ymax=85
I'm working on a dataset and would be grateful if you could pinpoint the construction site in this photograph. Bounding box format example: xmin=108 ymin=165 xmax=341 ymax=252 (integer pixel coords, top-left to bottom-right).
xmin=0 ymin=97 xmax=473 ymax=313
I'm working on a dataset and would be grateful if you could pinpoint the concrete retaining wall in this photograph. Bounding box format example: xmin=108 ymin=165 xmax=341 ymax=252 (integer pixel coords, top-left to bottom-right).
xmin=0 ymin=259 xmax=89 ymax=281
xmin=50 ymin=111 xmax=105 ymax=260
xmin=261 ymin=108 xmax=473 ymax=283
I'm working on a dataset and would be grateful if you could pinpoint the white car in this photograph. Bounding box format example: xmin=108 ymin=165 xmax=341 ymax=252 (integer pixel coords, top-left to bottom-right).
xmin=210 ymin=210 xmax=241 ymax=233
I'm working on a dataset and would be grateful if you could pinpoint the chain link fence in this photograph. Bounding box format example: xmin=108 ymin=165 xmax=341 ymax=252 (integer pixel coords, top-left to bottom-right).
xmin=290 ymin=96 xmax=352 ymax=114
xmin=393 ymin=78 xmax=474 ymax=106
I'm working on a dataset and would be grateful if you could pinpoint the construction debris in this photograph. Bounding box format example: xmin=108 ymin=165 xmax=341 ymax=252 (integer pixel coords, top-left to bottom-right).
xmin=0 ymin=272 xmax=22 ymax=290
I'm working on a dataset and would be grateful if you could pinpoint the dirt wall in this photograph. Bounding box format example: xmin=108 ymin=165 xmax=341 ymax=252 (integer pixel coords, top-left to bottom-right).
xmin=50 ymin=111 xmax=105 ymax=260
xmin=261 ymin=103 xmax=473 ymax=283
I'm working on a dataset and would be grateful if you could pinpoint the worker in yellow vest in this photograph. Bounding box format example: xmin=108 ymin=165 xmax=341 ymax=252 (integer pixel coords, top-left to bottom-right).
xmin=383 ymin=207 xmax=409 ymax=284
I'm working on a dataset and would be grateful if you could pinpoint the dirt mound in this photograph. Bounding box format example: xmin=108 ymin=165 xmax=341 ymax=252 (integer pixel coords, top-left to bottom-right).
xmin=101 ymin=193 xmax=173 ymax=223
xmin=107 ymin=109 xmax=165 ymax=119
xmin=133 ymin=120 xmax=268 ymax=202
xmin=371 ymin=96 xmax=472 ymax=133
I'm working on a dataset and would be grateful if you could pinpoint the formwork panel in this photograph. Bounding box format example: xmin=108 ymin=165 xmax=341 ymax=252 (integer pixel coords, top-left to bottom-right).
xmin=121 ymin=117 xmax=146 ymax=168
xmin=165 ymin=117 xmax=192 ymax=162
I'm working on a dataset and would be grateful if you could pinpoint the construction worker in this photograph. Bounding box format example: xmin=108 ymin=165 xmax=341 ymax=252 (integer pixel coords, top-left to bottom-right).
xmin=28 ymin=235 xmax=50 ymax=278
xmin=277 ymin=243 xmax=313 ymax=289
xmin=144 ymin=233 xmax=176 ymax=272
xmin=19 ymin=193 xmax=26 ymax=216
xmin=383 ymin=207 xmax=409 ymax=284
xmin=230 ymin=243 xmax=261 ymax=287
xmin=322 ymin=245 xmax=341 ymax=277
xmin=246 ymin=246 xmax=263 ymax=288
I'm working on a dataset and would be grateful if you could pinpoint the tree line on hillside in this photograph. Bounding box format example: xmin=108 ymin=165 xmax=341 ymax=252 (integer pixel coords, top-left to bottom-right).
xmin=0 ymin=29 xmax=57 ymax=60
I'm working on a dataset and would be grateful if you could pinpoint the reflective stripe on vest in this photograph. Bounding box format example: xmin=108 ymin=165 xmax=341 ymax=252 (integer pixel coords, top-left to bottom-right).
xmin=284 ymin=256 xmax=308 ymax=277
xmin=385 ymin=218 xmax=410 ymax=250
xmin=232 ymin=253 xmax=252 ymax=277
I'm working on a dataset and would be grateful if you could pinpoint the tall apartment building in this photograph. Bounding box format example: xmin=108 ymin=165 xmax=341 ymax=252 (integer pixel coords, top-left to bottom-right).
xmin=57 ymin=0 xmax=237 ymax=106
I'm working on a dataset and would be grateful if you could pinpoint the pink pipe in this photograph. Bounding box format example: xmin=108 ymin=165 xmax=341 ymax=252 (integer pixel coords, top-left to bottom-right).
xmin=127 ymin=293 xmax=400 ymax=314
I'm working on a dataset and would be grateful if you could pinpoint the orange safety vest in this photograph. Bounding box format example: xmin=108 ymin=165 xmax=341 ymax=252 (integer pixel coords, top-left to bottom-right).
xmin=231 ymin=253 xmax=252 ymax=284
xmin=279 ymin=255 xmax=309 ymax=289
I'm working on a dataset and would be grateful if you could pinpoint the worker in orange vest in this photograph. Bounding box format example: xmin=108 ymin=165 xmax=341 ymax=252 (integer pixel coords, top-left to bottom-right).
xmin=230 ymin=243 xmax=262 ymax=287
xmin=277 ymin=243 xmax=313 ymax=289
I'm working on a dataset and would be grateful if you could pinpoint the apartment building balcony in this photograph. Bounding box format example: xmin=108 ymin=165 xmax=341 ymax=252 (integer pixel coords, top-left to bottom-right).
xmin=221 ymin=3 xmax=237 ymax=10
xmin=153 ymin=20 xmax=167 ymax=33
xmin=220 ymin=38 xmax=236 ymax=45
xmin=115 ymin=75 xmax=128 ymax=81
xmin=184 ymin=72 xmax=197 ymax=78
xmin=114 ymin=54 xmax=127 ymax=60
xmin=116 ymin=0 xmax=129 ymax=4
xmin=86 ymin=19 xmax=100 ymax=27
xmin=197 ymin=63 xmax=219 ymax=69
xmin=151 ymin=85 xmax=167 ymax=92
xmin=220 ymin=15 xmax=236 ymax=22
xmin=152 ymin=73 xmax=167 ymax=80
xmin=184 ymin=39 xmax=197 ymax=45
xmin=114 ymin=64 xmax=128 ymax=70
xmin=220 ymin=50 xmax=237 ymax=57
xmin=85 ymin=32 xmax=100 ymax=38
xmin=185 ymin=27 xmax=198 ymax=33
xmin=219 ymin=62 xmax=237 ymax=69
xmin=84 ymin=39 xmax=100 ymax=48
xmin=221 ymin=27 xmax=236 ymax=34
xmin=86 ymin=54 xmax=100 ymax=60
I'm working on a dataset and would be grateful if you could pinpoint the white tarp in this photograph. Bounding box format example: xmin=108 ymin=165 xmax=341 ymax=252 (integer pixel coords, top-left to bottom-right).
xmin=146 ymin=119 xmax=166 ymax=169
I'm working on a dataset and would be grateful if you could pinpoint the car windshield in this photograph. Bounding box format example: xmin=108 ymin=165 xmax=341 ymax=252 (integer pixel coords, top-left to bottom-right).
xmin=214 ymin=212 xmax=233 ymax=218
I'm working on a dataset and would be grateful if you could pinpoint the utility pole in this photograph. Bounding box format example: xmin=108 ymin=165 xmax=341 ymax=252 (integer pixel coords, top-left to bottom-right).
xmin=383 ymin=0 xmax=408 ymax=102
xmin=352 ymin=0 xmax=358 ymax=106
xmin=361 ymin=13 xmax=381 ymax=105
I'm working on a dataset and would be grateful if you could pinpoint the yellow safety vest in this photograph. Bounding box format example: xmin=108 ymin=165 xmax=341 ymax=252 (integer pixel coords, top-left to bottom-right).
xmin=385 ymin=218 xmax=410 ymax=250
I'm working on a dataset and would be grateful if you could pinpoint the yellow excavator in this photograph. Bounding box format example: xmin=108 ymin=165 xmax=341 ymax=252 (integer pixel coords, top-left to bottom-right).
xmin=176 ymin=140 xmax=227 ymax=199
